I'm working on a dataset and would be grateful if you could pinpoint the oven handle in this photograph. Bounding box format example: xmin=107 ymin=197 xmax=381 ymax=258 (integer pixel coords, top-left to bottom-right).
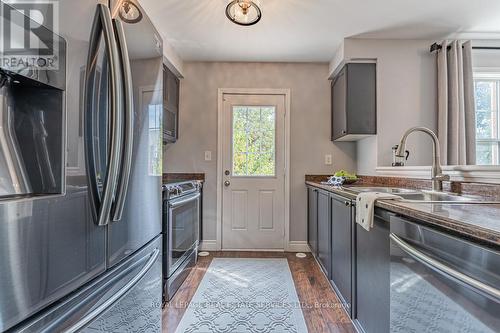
xmin=168 ymin=193 xmax=201 ymax=209
xmin=390 ymin=233 xmax=500 ymax=302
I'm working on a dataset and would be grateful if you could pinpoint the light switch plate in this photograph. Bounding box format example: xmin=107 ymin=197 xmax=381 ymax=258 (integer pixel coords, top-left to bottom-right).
xmin=325 ymin=154 xmax=332 ymax=165
xmin=204 ymin=151 xmax=212 ymax=161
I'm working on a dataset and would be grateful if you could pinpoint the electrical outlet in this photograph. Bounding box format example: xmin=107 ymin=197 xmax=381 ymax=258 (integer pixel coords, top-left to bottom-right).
xmin=204 ymin=151 xmax=212 ymax=161
xmin=325 ymin=154 xmax=332 ymax=165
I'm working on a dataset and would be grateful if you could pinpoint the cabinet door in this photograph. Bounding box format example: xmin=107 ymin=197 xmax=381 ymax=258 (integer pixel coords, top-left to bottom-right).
xmin=331 ymin=67 xmax=347 ymax=140
xmin=355 ymin=209 xmax=390 ymax=333
xmin=317 ymin=190 xmax=331 ymax=277
xmin=307 ymin=187 xmax=318 ymax=256
xmin=330 ymin=194 xmax=353 ymax=315
xmin=346 ymin=63 xmax=376 ymax=136
xmin=164 ymin=66 xmax=179 ymax=111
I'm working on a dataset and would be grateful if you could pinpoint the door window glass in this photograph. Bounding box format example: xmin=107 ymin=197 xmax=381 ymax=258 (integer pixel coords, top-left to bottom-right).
xmin=232 ymin=106 xmax=276 ymax=176
xmin=148 ymin=102 xmax=162 ymax=176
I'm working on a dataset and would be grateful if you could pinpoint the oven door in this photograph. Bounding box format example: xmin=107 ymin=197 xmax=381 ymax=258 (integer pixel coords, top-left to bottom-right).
xmin=166 ymin=192 xmax=200 ymax=277
xmin=390 ymin=216 xmax=500 ymax=332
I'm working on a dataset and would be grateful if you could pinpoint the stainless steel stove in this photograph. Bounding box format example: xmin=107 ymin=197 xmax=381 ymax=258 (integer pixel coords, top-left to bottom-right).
xmin=162 ymin=180 xmax=201 ymax=302
xmin=162 ymin=180 xmax=201 ymax=200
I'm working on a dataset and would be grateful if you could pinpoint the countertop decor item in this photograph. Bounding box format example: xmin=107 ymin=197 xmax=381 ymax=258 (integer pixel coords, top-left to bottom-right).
xmin=324 ymin=170 xmax=358 ymax=186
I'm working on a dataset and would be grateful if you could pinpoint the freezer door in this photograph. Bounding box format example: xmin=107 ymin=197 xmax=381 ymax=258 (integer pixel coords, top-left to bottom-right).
xmin=11 ymin=236 xmax=162 ymax=333
xmin=0 ymin=1 xmax=108 ymax=331
xmin=107 ymin=0 xmax=163 ymax=267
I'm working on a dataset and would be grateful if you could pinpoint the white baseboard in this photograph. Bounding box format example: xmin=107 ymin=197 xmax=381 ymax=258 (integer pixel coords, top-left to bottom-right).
xmin=200 ymin=240 xmax=311 ymax=253
xmin=286 ymin=241 xmax=311 ymax=253
xmin=199 ymin=240 xmax=218 ymax=251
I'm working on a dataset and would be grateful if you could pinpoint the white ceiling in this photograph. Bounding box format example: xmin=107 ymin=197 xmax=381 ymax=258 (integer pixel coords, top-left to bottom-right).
xmin=140 ymin=0 xmax=500 ymax=62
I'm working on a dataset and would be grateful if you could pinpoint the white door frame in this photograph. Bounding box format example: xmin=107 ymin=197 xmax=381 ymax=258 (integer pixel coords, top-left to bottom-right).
xmin=216 ymin=88 xmax=291 ymax=251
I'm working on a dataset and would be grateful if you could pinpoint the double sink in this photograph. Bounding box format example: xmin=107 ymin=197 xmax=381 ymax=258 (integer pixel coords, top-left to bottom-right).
xmin=343 ymin=186 xmax=490 ymax=204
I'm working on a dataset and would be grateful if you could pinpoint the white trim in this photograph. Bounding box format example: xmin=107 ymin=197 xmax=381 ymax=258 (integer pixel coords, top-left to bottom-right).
xmin=375 ymin=165 xmax=500 ymax=184
xmin=473 ymin=67 xmax=500 ymax=75
xmin=199 ymin=240 xmax=218 ymax=251
xmin=286 ymin=241 xmax=311 ymax=253
xmin=216 ymin=88 xmax=291 ymax=252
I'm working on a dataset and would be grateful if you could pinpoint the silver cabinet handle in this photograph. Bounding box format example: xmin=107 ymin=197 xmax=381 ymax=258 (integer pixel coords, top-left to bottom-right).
xmin=168 ymin=193 xmax=201 ymax=208
xmin=390 ymin=233 xmax=500 ymax=301
xmin=65 ymin=248 xmax=160 ymax=333
xmin=85 ymin=4 xmax=124 ymax=226
xmin=111 ymin=18 xmax=134 ymax=222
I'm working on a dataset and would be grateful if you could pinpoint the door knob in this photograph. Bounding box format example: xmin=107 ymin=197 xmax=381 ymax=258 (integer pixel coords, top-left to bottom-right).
xmin=224 ymin=180 xmax=231 ymax=187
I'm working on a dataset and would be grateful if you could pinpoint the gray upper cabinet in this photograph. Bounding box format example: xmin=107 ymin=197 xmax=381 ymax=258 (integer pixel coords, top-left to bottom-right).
xmin=331 ymin=63 xmax=377 ymax=141
xmin=163 ymin=65 xmax=180 ymax=143
xmin=330 ymin=193 xmax=354 ymax=317
xmin=317 ymin=190 xmax=331 ymax=278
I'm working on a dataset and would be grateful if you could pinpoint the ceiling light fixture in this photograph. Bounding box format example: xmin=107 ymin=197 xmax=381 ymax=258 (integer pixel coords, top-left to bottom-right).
xmin=225 ymin=0 xmax=262 ymax=26
xmin=119 ymin=0 xmax=143 ymax=24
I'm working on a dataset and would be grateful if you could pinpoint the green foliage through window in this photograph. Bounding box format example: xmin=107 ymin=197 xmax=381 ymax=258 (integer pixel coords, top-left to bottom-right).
xmin=473 ymin=77 xmax=499 ymax=165
xmin=232 ymin=106 xmax=276 ymax=176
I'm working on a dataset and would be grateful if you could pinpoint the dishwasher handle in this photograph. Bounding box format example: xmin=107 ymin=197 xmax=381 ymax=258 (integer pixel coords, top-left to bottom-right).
xmin=390 ymin=233 xmax=500 ymax=302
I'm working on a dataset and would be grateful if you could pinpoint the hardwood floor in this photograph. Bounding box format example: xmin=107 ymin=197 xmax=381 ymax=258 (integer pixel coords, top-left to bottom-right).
xmin=162 ymin=251 xmax=356 ymax=333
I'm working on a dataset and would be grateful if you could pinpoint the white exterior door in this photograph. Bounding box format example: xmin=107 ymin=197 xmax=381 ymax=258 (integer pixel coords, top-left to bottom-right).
xmin=222 ymin=93 xmax=286 ymax=250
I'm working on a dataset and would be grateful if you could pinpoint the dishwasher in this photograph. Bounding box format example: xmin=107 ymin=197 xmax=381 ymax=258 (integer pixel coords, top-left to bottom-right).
xmin=389 ymin=216 xmax=500 ymax=332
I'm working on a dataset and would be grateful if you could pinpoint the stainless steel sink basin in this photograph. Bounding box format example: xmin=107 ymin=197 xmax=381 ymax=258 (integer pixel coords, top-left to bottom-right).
xmin=397 ymin=191 xmax=479 ymax=203
xmin=344 ymin=186 xmax=420 ymax=194
xmin=344 ymin=186 xmax=487 ymax=203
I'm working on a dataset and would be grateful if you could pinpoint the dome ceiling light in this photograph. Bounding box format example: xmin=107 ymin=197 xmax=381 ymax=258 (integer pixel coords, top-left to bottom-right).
xmin=119 ymin=0 xmax=143 ymax=24
xmin=225 ymin=0 xmax=262 ymax=26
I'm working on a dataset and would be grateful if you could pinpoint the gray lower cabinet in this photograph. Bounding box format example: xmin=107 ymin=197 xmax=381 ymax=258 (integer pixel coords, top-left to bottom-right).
xmin=307 ymin=187 xmax=318 ymax=256
xmin=330 ymin=193 xmax=354 ymax=317
xmin=317 ymin=189 xmax=331 ymax=277
xmin=354 ymin=208 xmax=390 ymax=333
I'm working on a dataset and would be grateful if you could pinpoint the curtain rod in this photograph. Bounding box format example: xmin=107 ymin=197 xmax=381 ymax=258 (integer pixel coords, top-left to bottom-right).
xmin=430 ymin=42 xmax=500 ymax=52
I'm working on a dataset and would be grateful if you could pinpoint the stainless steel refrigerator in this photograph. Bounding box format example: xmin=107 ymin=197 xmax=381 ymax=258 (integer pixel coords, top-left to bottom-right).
xmin=0 ymin=0 xmax=164 ymax=331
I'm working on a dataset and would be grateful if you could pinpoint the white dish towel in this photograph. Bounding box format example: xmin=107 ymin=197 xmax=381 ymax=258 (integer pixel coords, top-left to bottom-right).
xmin=356 ymin=192 xmax=402 ymax=231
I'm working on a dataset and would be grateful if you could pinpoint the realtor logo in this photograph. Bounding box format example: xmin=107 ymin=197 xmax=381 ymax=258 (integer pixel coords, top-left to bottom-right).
xmin=0 ymin=0 xmax=59 ymax=70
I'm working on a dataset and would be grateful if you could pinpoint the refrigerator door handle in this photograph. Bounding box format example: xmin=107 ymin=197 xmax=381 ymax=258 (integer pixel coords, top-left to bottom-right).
xmin=111 ymin=18 xmax=134 ymax=222
xmin=84 ymin=4 xmax=124 ymax=226
xmin=64 ymin=247 xmax=160 ymax=333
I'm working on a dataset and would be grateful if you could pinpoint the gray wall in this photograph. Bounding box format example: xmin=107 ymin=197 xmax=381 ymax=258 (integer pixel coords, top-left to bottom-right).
xmin=333 ymin=39 xmax=438 ymax=175
xmin=163 ymin=62 xmax=356 ymax=243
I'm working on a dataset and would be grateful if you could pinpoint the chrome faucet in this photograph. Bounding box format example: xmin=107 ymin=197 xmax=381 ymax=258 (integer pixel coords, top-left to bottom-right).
xmin=396 ymin=127 xmax=450 ymax=192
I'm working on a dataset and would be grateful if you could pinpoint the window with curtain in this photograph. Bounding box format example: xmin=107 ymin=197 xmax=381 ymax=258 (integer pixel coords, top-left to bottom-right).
xmin=148 ymin=103 xmax=163 ymax=176
xmin=473 ymin=72 xmax=500 ymax=165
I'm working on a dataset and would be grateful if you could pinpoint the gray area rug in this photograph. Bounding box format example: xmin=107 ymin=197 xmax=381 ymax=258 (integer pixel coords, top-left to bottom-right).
xmin=175 ymin=258 xmax=308 ymax=333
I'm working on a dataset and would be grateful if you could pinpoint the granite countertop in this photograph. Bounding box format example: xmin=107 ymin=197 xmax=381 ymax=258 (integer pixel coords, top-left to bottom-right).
xmin=306 ymin=181 xmax=500 ymax=248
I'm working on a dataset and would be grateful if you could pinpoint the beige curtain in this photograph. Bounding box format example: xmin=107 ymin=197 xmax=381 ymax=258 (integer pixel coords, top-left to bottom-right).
xmin=437 ymin=40 xmax=476 ymax=165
